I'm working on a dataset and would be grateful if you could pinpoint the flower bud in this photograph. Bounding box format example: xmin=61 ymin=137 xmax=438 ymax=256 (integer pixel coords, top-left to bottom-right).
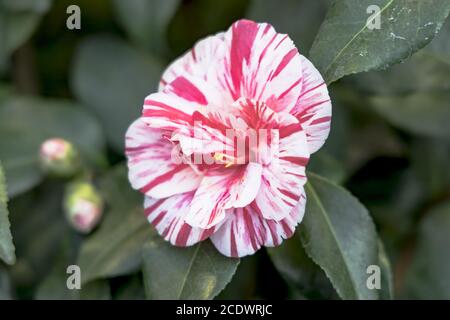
xmin=39 ymin=138 xmax=80 ymax=177
xmin=64 ymin=181 xmax=103 ymax=234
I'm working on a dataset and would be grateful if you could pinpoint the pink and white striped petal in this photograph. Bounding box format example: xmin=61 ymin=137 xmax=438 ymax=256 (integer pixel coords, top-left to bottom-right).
xmin=255 ymin=112 xmax=309 ymax=221
xmin=210 ymin=191 xmax=306 ymax=257
xmin=144 ymin=193 xmax=215 ymax=247
xmin=185 ymin=163 xmax=263 ymax=229
xmin=125 ymin=119 xmax=202 ymax=199
xmin=291 ymin=55 xmax=331 ymax=154
xmin=142 ymin=74 xmax=225 ymax=132
xmin=159 ymin=33 xmax=226 ymax=92
xmin=222 ymin=20 xmax=303 ymax=113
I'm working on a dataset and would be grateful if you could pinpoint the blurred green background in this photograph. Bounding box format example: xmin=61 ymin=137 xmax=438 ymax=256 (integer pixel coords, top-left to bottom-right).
xmin=0 ymin=0 xmax=449 ymax=300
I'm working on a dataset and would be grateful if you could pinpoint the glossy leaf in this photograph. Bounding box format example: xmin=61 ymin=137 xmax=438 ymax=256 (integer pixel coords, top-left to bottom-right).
xmin=0 ymin=264 xmax=12 ymax=299
xmin=142 ymin=239 xmax=239 ymax=299
xmin=9 ymin=182 xmax=69 ymax=287
xmin=112 ymin=0 xmax=180 ymax=55
xmin=404 ymin=201 xmax=450 ymax=299
xmin=268 ymin=233 xmax=337 ymax=299
xmin=300 ymin=173 xmax=379 ymax=299
xmin=36 ymin=239 xmax=111 ymax=300
xmin=0 ymin=163 xmax=15 ymax=265
xmin=310 ymin=0 xmax=450 ymax=84
xmin=0 ymin=96 xmax=105 ymax=197
xmin=378 ymin=239 xmax=394 ymax=300
xmin=370 ymin=92 xmax=450 ymax=140
xmin=0 ymin=0 xmax=51 ymax=69
xmin=71 ymin=35 xmax=164 ymax=152
xmin=77 ymin=166 xmax=153 ymax=284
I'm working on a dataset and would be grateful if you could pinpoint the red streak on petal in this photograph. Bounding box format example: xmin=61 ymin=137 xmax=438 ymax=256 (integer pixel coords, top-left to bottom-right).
xmin=143 ymin=100 xmax=192 ymax=123
xmin=170 ymin=76 xmax=208 ymax=105
xmin=230 ymin=222 xmax=238 ymax=258
xmin=270 ymin=48 xmax=298 ymax=80
xmin=277 ymin=77 xmax=302 ymax=101
xmin=296 ymin=99 xmax=331 ymax=117
xmin=243 ymin=207 xmax=258 ymax=251
xmin=279 ymin=123 xmax=302 ymax=139
xmin=151 ymin=210 xmax=167 ymax=227
xmin=310 ymin=116 xmax=332 ymax=125
xmin=281 ymin=220 xmax=294 ymax=238
xmin=279 ymin=156 xmax=309 ymax=167
xmin=229 ymin=20 xmax=259 ymax=98
xmin=145 ymin=199 xmax=166 ymax=217
xmin=175 ymin=223 xmax=192 ymax=246
xmin=278 ymin=188 xmax=300 ymax=201
xmin=267 ymin=220 xmax=280 ymax=246
xmin=140 ymin=165 xmax=187 ymax=194
xmin=297 ymin=81 xmax=325 ymax=99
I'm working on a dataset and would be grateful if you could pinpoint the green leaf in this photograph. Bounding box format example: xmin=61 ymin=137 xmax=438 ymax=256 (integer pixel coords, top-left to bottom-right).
xmin=425 ymin=15 xmax=450 ymax=63
xmin=77 ymin=165 xmax=153 ymax=284
xmin=268 ymin=234 xmax=337 ymax=299
xmin=9 ymin=182 xmax=69 ymax=287
xmin=370 ymin=92 xmax=450 ymax=140
xmin=216 ymin=255 xmax=258 ymax=299
xmin=0 ymin=264 xmax=12 ymax=299
xmin=310 ymin=0 xmax=450 ymax=84
xmin=308 ymin=151 xmax=346 ymax=184
xmin=142 ymin=239 xmax=239 ymax=299
xmin=112 ymin=0 xmax=180 ymax=55
xmin=404 ymin=201 xmax=450 ymax=299
xmin=0 ymin=162 xmax=15 ymax=265
xmin=378 ymin=239 xmax=394 ymax=300
xmin=36 ymin=239 xmax=111 ymax=300
xmin=0 ymin=96 xmax=105 ymax=197
xmin=71 ymin=35 xmax=164 ymax=152
xmin=411 ymin=139 xmax=450 ymax=199
xmin=350 ymin=52 xmax=450 ymax=95
xmin=0 ymin=0 xmax=51 ymax=70
xmin=300 ymin=173 xmax=379 ymax=299
xmin=114 ymin=274 xmax=146 ymax=300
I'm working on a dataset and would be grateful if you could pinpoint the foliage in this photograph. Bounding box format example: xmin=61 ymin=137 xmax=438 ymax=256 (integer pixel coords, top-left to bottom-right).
xmin=0 ymin=0 xmax=450 ymax=300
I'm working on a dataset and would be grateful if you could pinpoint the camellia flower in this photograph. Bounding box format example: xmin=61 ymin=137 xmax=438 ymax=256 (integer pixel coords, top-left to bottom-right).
xmin=125 ymin=19 xmax=331 ymax=257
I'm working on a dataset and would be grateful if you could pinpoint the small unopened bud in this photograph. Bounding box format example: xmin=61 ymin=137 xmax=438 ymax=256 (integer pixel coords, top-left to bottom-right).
xmin=39 ymin=138 xmax=80 ymax=177
xmin=64 ymin=181 xmax=103 ymax=234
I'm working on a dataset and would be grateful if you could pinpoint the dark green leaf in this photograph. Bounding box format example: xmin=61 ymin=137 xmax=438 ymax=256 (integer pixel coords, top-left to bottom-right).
xmin=268 ymin=234 xmax=337 ymax=299
xmin=308 ymin=151 xmax=346 ymax=184
xmin=0 ymin=264 xmax=12 ymax=299
xmin=0 ymin=0 xmax=51 ymax=69
xmin=425 ymin=15 xmax=450 ymax=63
xmin=77 ymin=165 xmax=152 ymax=284
xmin=310 ymin=0 xmax=450 ymax=84
xmin=370 ymin=92 xmax=450 ymax=140
xmin=300 ymin=173 xmax=379 ymax=299
xmin=378 ymin=239 xmax=394 ymax=300
xmin=36 ymin=239 xmax=110 ymax=300
xmin=350 ymin=52 xmax=450 ymax=95
xmin=9 ymin=182 xmax=68 ymax=288
xmin=71 ymin=35 xmax=164 ymax=152
xmin=142 ymin=239 xmax=239 ymax=299
xmin=0 ymin=96 xmax=105 ymax=197
xmin=404 ymin=201 xmax=450 ymax=299
xmin=0 ymin=162 xmax=15 ymax=265
xmin=216 ymin=255 xmax=258 ymax=299
xmin=113 ymin=274 xmax=145 ymax=300
xmin=112 ymin=0 xmax=180 ymax=55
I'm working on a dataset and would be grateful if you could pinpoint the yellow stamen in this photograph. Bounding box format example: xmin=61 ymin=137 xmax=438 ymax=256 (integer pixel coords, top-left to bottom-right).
xmin=213 ymin=152 xmax=236 ymax=168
